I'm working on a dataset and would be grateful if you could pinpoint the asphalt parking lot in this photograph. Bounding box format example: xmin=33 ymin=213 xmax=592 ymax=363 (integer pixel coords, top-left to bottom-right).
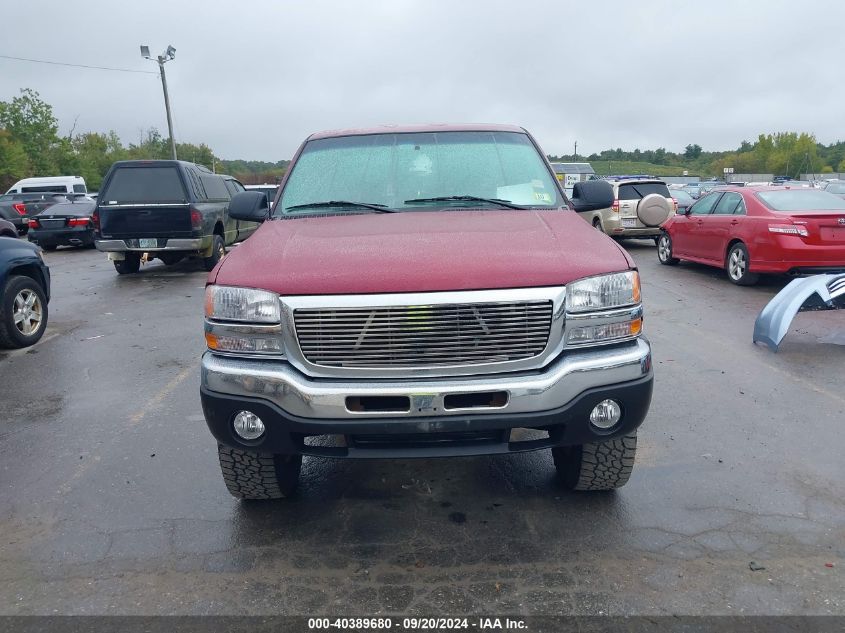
xmin=0 ymin=240 xmax=842 ymax=616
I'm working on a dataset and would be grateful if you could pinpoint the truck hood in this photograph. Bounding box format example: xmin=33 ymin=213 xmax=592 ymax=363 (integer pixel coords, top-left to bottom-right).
xmin=213 ymin=210 xmax=630 ymax=295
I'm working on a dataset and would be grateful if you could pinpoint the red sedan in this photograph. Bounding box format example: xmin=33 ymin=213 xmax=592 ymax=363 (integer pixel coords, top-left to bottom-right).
xmin=657 ymin=186 xmax=845 ymax=285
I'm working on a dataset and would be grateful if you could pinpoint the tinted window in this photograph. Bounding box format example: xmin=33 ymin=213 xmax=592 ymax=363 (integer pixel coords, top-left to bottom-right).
xmin=72 ymin=184 xmax=86 ymax=193
xmin=38 ymin=201 xmax=95 ymax=216
xmin=672 ymin=190 xmax=694 ymax=205
xmin=757 ymin=190 xmax=845 ymax=212
xmin=201 ymin=175 xmax=230 ymax=200
xmin=9 ymin=193 xmax=49 ymax=201
xmin=618 ymin=182 xmax=671 ymax=200
xmin=102 ymin=167 xmax=187 ymax=203
xmin=185 ymin=168 xmax=207 ymax=201
xmin=713 ymin=192 xmax=743 ymax=215
xmin=22 ymin=185 xmax=67 ymax=193
xmin=279 ymin=131 xmax=561 ymax=214
xmin=224 ymin=179 xmax=247 ymax=196
xmin=689 ymin=192 xmax=720 ymax=215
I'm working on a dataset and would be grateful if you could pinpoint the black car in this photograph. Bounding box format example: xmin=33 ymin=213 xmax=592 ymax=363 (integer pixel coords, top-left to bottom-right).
xmin=0 ymin=193 xmax=60 ymax=235
xmin=27 ymin=198 xmax=97 ymax=250
xmin=0 ymin=237 xmax=50 ymax=348
xmin=94 ymin=160 xmax=257 ymax=274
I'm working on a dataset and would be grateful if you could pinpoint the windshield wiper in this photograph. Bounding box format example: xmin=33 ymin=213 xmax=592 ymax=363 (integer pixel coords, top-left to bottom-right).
xmin=285 ymin=201 xmax=397 ymax=213
xmin=403 ymin=195 xmax=524 ymax=210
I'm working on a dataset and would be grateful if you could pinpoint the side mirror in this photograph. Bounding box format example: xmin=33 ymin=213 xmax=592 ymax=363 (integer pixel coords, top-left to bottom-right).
xmin=228 ymin=191 xmax=269 ymax=222
xmin=570 ymin=180 xmax=614 ymax=212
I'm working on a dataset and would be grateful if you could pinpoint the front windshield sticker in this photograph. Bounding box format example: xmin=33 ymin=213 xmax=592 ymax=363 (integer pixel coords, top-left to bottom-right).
xmin=496 ymin=183 xmax=548 ymax=206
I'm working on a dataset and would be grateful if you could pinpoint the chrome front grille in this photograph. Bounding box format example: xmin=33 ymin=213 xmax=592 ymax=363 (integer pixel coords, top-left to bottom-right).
xmin=293 ymin=301 xmax=554 ymax=368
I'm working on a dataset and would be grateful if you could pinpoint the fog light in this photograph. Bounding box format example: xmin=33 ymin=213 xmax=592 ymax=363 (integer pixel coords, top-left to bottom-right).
xmin=590 ymin=399 xmax=622 ymax=430
xmin=232 ymin=411 xmax=265 ymax=440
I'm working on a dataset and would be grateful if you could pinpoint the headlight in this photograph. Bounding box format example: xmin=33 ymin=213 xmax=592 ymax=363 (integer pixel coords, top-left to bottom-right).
xmin=566 ymin=312 xmax=643 ymax=346
xmin=566 ymin=271 xmax=640 ymax=313
xmin=204 ymin=285 xmax=284 ymax=356
xmin=204 ymin=322 xmax=284 ymax=355
xmin=205 ymin=285 xmax=280 ymax=323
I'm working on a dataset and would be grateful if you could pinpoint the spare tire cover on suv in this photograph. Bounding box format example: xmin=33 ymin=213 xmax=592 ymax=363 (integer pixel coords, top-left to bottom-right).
xmin=637 ymin=193 xmax=672 ymax=227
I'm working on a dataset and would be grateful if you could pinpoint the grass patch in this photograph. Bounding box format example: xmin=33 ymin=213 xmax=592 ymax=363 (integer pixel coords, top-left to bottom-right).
xmin=589 ymin=161 xmax=695 ymax=177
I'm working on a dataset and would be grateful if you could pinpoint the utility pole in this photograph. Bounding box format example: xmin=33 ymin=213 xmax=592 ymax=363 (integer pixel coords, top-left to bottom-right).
xmin=141 ymin=45 xmax=177 ymax=160
xmin=574 ymin=141 xmax=578 ymax=161
xmin=158 ymin=59 xmax=177 ymax=160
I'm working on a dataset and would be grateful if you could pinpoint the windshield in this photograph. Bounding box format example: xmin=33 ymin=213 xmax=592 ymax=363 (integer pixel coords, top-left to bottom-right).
xmin=277 ymin=131 xmax=561 ymax=215
xmin=38 ymin=201 xmax=95 ymax=216
xmin=757 ymin=189 xmax=845 ymax=212
xmin=826 ymin=183 xmax=845 ymax=194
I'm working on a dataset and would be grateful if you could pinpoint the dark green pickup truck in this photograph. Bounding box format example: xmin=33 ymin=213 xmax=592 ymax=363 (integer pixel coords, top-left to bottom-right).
xmin=94 ymin=160 xmax=259 ymax=274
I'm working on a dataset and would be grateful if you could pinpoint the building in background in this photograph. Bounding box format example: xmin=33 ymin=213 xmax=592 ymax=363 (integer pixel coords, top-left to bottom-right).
xmin=550 ymin=162 xmax=595 ymax=194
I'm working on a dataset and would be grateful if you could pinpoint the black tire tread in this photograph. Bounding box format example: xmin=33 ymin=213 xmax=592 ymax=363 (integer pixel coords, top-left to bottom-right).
xmin=217 ymin=444 xmax=300 ymax=500
xmin=727 ymin=243 xmax=759 ymax=286
xmin=113 ymin=253 xmax=141 ymax=275
xmin=0 ymin=275 xmax=48 ymax=349
xmin=657 ymin=233 xmax=680 ymax=266
xmin=203 ymin=234 xmax=225 ymax=272
xmin=554 ymin=433 xmax=637 ymax=491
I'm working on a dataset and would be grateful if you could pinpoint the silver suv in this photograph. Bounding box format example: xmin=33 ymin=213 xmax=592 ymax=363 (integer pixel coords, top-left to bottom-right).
xmin=575 ymin=177 xmax=675 ymax=240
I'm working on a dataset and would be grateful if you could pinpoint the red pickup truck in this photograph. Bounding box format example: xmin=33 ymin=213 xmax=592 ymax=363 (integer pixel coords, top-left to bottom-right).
xmin=200 ymin=124 xmax=653 ymax=499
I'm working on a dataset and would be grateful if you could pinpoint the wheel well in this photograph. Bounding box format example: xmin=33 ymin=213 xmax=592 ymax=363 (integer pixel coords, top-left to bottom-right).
xmin=213 ymin=222 xmax=224 ymax=237
xmin=725 ymin=238 xmax=744 ymax=263
xmin=8 ymin=264 xmax=46 ymax=293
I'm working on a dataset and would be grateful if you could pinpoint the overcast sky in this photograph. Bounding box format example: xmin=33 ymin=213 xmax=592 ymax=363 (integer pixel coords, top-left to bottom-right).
xmin=2 ymin=0 xmax=842 ymax=161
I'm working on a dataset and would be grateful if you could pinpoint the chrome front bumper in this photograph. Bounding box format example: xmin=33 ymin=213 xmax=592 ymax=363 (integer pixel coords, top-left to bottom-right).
xmin=95 ymin=237 xmax=208 ymax=252
xmin=201 ymin=338 xmax=652 ymax=420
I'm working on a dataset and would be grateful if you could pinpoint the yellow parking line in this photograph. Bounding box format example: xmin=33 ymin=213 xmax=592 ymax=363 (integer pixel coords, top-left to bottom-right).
xmin=57 ymin=365 xmax=195 ymax=496
xmin=129 ymin=365 xmax=194 ymax=425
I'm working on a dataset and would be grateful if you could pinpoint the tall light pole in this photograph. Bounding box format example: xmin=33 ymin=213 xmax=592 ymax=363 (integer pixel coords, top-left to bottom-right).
xmin=140 ymin=44 xmax=177 ymax=160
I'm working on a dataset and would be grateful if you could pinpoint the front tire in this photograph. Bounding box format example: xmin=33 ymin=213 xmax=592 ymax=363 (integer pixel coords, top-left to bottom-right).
xmin=552 ymin=433 xmax=637 ymax=491
xmin=113 ymin=253 xmax=141 ymax=275
xmin=217 ymin=444 xmax=302 ymax=500
xmin=203 ymin=235 xmax=225 ymax=272
xmin=41 ymin=245 xmax=58 ymax=252
xmin=0 ymin=275 xmax=49 ymax=349
xmin=657 ymin=233 xmax=679 ymax=265
xmin=726 ymin=243 xmax=759 ymax=286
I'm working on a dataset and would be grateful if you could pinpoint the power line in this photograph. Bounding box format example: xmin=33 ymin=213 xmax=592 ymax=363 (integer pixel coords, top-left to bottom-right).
xmin=0 ymin=54 xmax=157 ymax=74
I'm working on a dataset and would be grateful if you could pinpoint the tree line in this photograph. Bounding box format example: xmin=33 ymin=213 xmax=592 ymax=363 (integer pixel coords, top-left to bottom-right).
xmin=550 ymin=133 xmax=845 ymax=178
xmin=0 ymin=89 xmax=288 ymax=192
xmin=3 ymin=88 xmax=845 ymax=193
